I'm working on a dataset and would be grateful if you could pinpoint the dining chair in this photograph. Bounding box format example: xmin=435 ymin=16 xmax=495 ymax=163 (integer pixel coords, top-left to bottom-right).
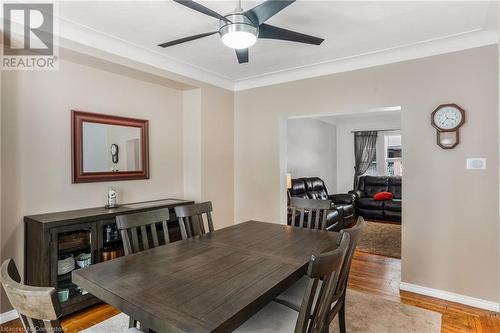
xmin=0 ymin=259 xmax=142 ymax=333
xmin=274 ymin=217 xmax=367 ymax=333
xmin=289 ymin=197 xmax=332 ymax=230
xmin=115 ymin=208 xmax=171 ymax=331
xmin=234 ymin=232 xmax=350 ymax=333
xmin=174 ymin=202 xmax=214 ymax=239
xmin=116 ymin=208 xmax=171 ymax=256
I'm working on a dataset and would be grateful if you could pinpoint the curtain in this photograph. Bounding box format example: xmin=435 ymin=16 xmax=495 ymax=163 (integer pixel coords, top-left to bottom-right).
xmin=353 ymin=131 xmax=378 ymax=189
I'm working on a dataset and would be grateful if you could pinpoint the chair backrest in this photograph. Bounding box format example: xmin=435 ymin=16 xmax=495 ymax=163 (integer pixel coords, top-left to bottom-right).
xmin=116 ymin=208 xmax=171 ymax=255
xmin=290 ymin=177 xmax=330 ymax=199
xmin=357 ymin=176 xmax=389 ymax=196
xmin=174 ymin=202 xmax=214 ymax=239
xmin=303 ymin=177 xmax=329 ymax=200
xmin=295 ymin=233 xmax=350 ymax=333
xmin=388 ymin=177 xmax=402 ymax=199
xmin=0 ymin=259 xmax=63 ymax=332
xmin=334 ymin=217 xmax=366 ymax=296
xmin=290 ymin=197 xmax=332 ymax=230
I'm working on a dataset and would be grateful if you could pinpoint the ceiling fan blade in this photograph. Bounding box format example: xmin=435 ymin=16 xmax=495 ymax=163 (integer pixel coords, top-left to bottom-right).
xmin=158 ymin=31 xmax=218 ymax=48
xmin=174 ymin=0 xmax=231 ymax=23
xmin=258 ymin=24 xmax=324 ymax=45
xmin=235 ymin=48 xmax=249 ymax=64
xmin=244 ymin=0 xmax=295 ymax=26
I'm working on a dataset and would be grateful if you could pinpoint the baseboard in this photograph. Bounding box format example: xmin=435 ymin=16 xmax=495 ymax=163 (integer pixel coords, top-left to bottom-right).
xmin=400 ymin=282 xmax=500 ymax=312
xmin=0 ymin=309 xmax=19 ymax=324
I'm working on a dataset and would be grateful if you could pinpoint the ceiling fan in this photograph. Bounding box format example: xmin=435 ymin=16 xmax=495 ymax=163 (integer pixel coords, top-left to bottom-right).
xmin=158 ymin=0 xmax=324 ymax=64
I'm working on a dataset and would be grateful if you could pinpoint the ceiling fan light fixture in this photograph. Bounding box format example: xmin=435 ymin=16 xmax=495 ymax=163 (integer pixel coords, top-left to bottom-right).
xmin=219 ymin=13 xmax=258 ymax=49
xmin=221 ymin=30 xmax=257 ymax=49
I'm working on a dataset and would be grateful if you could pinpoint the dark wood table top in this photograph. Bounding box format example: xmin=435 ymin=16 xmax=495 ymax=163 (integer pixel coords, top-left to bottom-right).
xmin=72 ymin=221 xmax=340 ymax=333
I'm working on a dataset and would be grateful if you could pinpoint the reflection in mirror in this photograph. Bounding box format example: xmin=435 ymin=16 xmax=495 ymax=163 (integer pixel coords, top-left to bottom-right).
xmin=72 ymin=110 xmax=149 ymax=183
xmin=82 ymin=122 xmax=142 ymax=173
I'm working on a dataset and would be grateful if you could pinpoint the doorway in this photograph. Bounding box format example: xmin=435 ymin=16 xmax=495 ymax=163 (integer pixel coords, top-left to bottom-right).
xmin=283 ymin=108 xmax=402 ymax=259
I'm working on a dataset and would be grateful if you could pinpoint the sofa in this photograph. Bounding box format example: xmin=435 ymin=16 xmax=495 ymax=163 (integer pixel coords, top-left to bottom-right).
xmin=349 ymin=176 xmax=401 ymax=222
xmin=289 ymin=177 xmax=356 ymax=231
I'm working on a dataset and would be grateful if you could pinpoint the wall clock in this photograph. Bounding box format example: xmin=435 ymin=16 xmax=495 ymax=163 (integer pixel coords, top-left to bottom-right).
xmin=110 ymin=144 xmax=119 ymax=164
xmin=431 ymin=104 xmax=465 ymax=149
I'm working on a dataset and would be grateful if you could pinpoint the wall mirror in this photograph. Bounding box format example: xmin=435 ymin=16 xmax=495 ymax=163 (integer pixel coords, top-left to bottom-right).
xmin=72 ymin=110 xmax=149 ymax=183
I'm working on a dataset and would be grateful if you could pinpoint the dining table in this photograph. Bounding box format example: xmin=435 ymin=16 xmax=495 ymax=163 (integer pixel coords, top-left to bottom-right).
xmin=72 ymin=220 xmax=340 ymax=333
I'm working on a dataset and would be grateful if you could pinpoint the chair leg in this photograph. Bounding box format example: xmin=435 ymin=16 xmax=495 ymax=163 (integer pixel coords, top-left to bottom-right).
xmin=339 ymin=299 xmax=346 ymax=333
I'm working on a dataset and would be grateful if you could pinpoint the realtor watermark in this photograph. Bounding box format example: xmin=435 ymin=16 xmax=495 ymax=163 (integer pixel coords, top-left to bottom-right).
xmin=2 ymin=2 xmax=59 ymax=70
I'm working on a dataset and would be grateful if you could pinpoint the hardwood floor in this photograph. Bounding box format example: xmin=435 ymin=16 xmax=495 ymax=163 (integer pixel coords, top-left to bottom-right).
xmin=349 ymin=251 xmax=500 ymax=333
xmin=2 ymin=250 xmax=499 ymax=332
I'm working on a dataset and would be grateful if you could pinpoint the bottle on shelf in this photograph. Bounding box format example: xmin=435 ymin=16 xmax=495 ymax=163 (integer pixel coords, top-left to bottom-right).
xmin=102 ymin=245 xmax=112 ymax=261
xmin=106 ymin=225 xmax=112 ymax=243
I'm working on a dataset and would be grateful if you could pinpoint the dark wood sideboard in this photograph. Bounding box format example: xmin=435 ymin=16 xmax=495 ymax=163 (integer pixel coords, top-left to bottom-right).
xmin=24 ymin=198 xmax=194 ymax=316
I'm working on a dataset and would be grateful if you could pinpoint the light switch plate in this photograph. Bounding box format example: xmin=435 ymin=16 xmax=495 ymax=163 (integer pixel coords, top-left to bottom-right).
xmin=466 ymin=158 xmax=486 ymax=170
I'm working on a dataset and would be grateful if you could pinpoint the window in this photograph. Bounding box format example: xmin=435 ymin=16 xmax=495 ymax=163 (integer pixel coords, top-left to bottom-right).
xmin=360 ymin=132 xmax=402 ymax=177
xmin=364 ymin=150 xmax=378 ymax=176
xmin=385 ymin=134 xmax=402 ymax=176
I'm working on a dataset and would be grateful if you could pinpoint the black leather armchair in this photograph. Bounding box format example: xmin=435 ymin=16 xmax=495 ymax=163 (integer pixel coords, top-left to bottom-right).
xmin=349 ymin=176 xmax=401 ymax=222
xmin=288 ymin=177 xmax=356 ymax=231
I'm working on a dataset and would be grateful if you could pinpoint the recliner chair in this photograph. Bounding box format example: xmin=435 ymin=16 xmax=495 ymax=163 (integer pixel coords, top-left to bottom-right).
xmin=288 ymin=177 xmax=356 ymax=231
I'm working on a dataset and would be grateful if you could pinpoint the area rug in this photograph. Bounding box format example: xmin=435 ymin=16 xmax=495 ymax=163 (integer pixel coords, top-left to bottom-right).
xmin=81 ymin=290 xmax=441 ymax=333
xmin=357 ymin=221 xmax=401 ymax=258
xmin=330 ymin=289 xmax=441 ymax=333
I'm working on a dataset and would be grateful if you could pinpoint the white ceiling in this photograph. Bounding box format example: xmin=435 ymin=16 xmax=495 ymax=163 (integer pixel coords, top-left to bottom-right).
xmin=58 ymin=1 xmax=497 ymax=90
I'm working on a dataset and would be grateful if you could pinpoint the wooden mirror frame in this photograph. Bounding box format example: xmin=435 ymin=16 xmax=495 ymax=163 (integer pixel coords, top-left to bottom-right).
xmin=71 ymin=110 xmax=150 ymax=183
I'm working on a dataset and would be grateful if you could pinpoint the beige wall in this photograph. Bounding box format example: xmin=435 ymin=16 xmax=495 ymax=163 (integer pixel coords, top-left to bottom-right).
xmin=183 ymin=89 xmax=202 ymax=201
xmin=182 ymin=85 xmax=234 ymax=230
xmin=235 ymin=46 xmax=499 ymax=302
xmin=200 ymin=85 xmax=234 ymax=230
xmin=1 ymin=56 xmax=235 ymax=312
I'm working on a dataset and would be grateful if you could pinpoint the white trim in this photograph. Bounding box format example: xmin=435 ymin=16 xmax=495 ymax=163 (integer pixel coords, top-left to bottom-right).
xmin=234 ymin=29 xmax=498 ymax=91
xmin=400 ymin=282 xmax=500 ymax=312
xmin=56 ymin=17 xmax=235 ymax=91
xmin=0 ymin=310 xmax=19 ymax=324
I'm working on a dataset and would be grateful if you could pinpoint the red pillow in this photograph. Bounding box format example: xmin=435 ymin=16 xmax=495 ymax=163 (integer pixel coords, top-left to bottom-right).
xmin=373 ymin=192 xmax=394 ymax=201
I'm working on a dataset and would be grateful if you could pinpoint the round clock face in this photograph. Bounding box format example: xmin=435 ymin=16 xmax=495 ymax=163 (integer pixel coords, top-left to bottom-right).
xmin=433 ymin=106 xmax=463 ymax=130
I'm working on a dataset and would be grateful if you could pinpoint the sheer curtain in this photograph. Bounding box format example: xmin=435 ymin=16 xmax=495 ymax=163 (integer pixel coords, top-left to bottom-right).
xmin=353 ymin=131 xmax=378 ymax=189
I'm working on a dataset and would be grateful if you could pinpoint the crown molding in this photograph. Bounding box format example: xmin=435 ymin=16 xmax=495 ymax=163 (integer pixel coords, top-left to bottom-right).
xmin=54 ymin=16 xmax=497 ymax=92
xmin=233 ymin=29 xmax=498 ymax=91
xmin=56 ymin=17 xmax=235 ymax=91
